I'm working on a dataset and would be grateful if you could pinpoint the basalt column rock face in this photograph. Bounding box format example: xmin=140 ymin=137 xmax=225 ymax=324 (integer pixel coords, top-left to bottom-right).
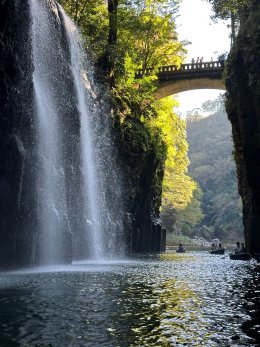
xmin=225 ymin=0 xmax=260 ymax=256
xmin=118 ymin=116 xmax=166 ymax=254
xmin=0 ymin=0 xmax=35 ymax=268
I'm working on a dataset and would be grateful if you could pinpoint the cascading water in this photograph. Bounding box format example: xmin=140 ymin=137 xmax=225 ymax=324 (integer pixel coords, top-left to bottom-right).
xmin=29 ymin=0 xmax=125 ymax=264
xmin=30 ymin=0 xmax=70 ymax=264
xmin=60 ymin=10 xmax=104 ymax=259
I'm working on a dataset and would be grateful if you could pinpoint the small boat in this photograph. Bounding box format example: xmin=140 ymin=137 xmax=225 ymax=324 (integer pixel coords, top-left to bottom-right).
xmin=176 ymin=244 xmax=185 ymax=253
xmin=209 ymin=249 xmax=225 ymax=255
xmin=176 ymin=249 xmax=186 ymax=253
xmin=229 ymin=253 xmax=251 ymax=260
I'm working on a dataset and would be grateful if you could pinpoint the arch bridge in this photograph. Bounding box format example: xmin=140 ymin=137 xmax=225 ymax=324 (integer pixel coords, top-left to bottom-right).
xmin=135 ymin=61 xmax=226 ymax=99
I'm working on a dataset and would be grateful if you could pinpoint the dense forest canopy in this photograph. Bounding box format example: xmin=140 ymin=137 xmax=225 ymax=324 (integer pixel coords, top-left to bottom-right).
xmin=59 ymin=0 xmax=186 ymax=70
xmin=187 ymin=100 xmax=243 ymax=242
xmin=162 ymin=98 xmax=244 ymax=243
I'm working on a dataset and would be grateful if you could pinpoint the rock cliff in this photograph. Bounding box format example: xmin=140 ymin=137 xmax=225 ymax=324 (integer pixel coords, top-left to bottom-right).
xmin=0 ymin=0 xmax=79 ymax=267
xmin=117 ymin=116 xmax=166 ymax=253
xmin=0 ymin=0 xmax=165 ymax=268
xmin=0 ymin=0 xmax=35 ymax=267
xmin=225 ymin=0 xmax=260 ymax=257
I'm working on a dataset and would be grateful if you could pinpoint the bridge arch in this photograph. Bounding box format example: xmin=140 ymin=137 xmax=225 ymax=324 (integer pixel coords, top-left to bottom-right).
xmin=135 ymin=61 xmax=226 ymax=99
xmin=155 ymin=78 xmax=225 ymax=99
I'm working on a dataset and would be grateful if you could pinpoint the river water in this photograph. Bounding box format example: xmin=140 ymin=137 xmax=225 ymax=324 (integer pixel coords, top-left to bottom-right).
xmin=0 ymin=252 xmax=259 ymax=347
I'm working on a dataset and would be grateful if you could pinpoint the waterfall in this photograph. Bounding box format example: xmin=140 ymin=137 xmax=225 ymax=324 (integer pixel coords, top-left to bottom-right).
xmin=30 ymin=0 xmax=70 ymax=264
xmin=29 ymin=0 xmax=125 ymax=264
xmin=60 ymin=9 xmax=104 ymax=259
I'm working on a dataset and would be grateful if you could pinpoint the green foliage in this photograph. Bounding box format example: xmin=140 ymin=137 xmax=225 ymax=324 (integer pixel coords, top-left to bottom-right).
xmin=175 ymin=186 xmax=204 ymax=234
xmin=158 ymin=98 xmax=200 ymax=235
xmin=205 ymin=0 xmax=250 ymax=45
xmin=161 ymin=184 xmax=204 ymax=236
xmin=146 ymin=97 xmax=197 ymax=208
xmin=109 ymin=1 xmax=193 ymax=221
xmin=58 ymin=0 xmax=108 ymax=59
xmin=163 ymin=98 xmax=244 ymax=241
xmin=117 ymin=0 xmax=185 ymax=72
xmin=166 ymin=233 xmax=194 ymax=246
xmin=205 ymin=0 xmax=250 ymax=19
xmin=59 ymin=0 xmax=186 ymax=74
xmin=186 ymin=99 xmax=244 ymax=242
xmin=60 ymin=0 xmax=195 ymax=242
xmin=201 ymin=94 xmax=225 ymax=113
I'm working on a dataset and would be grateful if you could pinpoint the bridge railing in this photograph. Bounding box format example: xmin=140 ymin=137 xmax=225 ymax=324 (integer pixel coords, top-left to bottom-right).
xmin=135 ymin=61 xmax=224 ymax=78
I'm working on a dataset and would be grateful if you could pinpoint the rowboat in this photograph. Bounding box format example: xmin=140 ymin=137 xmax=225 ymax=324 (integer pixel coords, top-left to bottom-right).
xmin=209 ymin=249 xmax=225 ymax=255
xmin=229 ymin=253 xmax=251 ymax=260
xmin=176 ymin=249 xmax=186 ymax=253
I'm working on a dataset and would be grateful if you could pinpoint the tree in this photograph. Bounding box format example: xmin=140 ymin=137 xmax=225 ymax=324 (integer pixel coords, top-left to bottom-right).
xmin=58 ymin=0 xmax=108 ymax=59
xmin=152 ymin=97 xmax=199 ymax=234
xmin=175 ymin=186 xmax=204 ymax=235
xmin=186 ymin=99 xmax=244 ymax=241
xmin=60 ymin=0 xmax=194 ymax=241
xmin=205 ymin=0 xmax=250 ymax=45
xmin=98 ymin=0 xmax=119 ymax=84
xmin=117 ymin=0 xmax=185 ymax=73
xmin=206 ymin=0 xmax=249 ymax=18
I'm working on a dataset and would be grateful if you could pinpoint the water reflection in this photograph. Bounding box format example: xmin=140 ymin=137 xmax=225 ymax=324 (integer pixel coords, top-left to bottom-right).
xmin=0 ymin=253 xmax=259 ymax=346
xmin=0 ymin=288 xmax=30 ymax=347
xmin=108 ymin=277 xmax=204 ymax=346
xmin=241 ymin=264 xmax=260 ymax=343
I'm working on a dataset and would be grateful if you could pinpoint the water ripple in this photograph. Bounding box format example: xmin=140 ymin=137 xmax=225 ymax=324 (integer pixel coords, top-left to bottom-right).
xmin=0 ymin=253 xmax=259 ymax=346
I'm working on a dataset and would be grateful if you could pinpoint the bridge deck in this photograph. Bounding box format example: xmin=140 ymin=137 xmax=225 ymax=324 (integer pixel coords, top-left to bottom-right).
xmin=135 ymin=61 xmax=224 ymax=81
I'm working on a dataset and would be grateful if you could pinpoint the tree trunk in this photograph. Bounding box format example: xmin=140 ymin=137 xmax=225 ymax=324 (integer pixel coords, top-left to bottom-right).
xmin=98 ymin=0 xmax=118 ymax=86
xmin=230 ymin=11 xmax=236 ymax=47
xmin=108 ymin=0 xmax=118 ymax=45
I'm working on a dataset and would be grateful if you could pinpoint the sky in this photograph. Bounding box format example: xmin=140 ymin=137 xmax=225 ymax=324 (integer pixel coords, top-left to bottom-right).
xmin=174 ymin=0 xmax=230 ymax=116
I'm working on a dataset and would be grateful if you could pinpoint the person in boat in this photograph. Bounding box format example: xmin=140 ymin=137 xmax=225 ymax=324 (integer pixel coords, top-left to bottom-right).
xmin=211 ymin=243 xmax=218 ymax=251
xmin=210 ymin=242 xmax=224 ymax=254
xmin=240 ymin=243 xmax=246 ymax=253
xmin=233 ymin=241 xmax=241 ymax=254
xmin=177 ymin=244 xmax=185 ymax=252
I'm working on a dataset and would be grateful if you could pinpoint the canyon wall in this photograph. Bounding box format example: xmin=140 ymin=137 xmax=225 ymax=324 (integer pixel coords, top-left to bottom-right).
xmin=0 ymin=0 xmax=165 ymax=268
xmin=225 ymin=0 xmax=260 ymax=257
xmin=0 ymin=0 xmax=36 ymax=267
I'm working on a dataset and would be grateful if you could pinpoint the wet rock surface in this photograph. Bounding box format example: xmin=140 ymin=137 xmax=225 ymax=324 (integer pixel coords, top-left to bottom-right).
xmin=0 ymin=0 xmax=35 ymax=268
xmin=225 ymin=0 xmax=260 ymax=256
xmin=118 ymin=116 xmax=166 ymax=253
xmin=0 ymin=0 xmax=165 ymax=267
